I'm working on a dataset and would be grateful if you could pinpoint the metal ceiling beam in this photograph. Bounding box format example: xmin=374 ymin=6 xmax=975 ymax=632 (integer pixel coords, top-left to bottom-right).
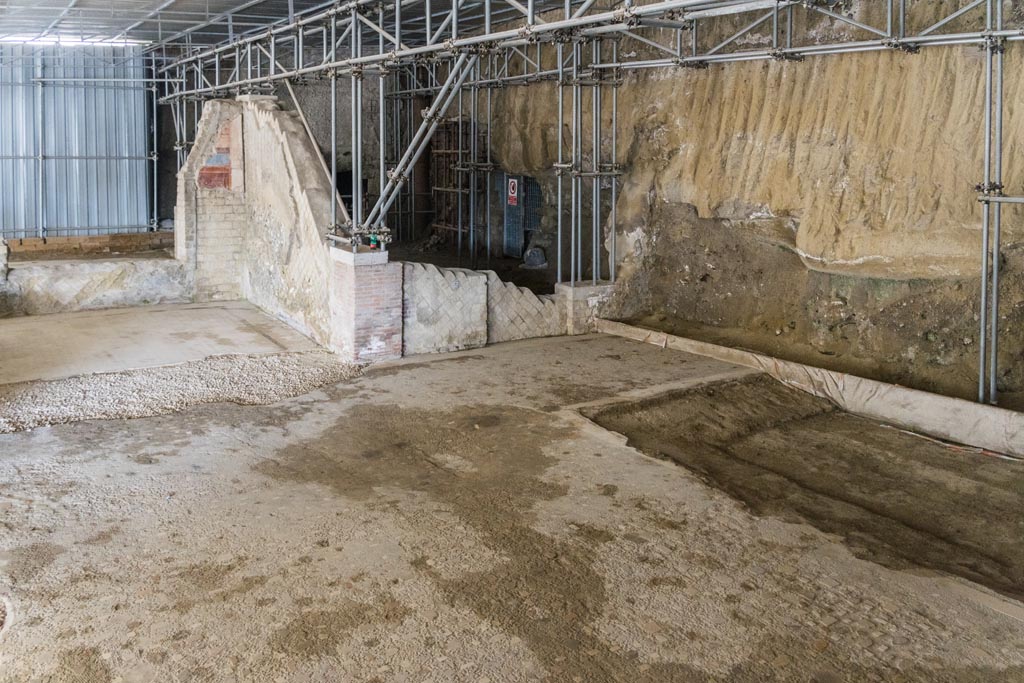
xmin=110 ymin=0 xmax=183 ymax=41
xmin=151 ymin=0 xmax=278 ymax=49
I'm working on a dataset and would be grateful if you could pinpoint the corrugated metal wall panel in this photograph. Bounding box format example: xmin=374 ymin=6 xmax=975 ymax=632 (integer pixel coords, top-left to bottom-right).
xmin=0 ymin=44 xmax=151 ymax=239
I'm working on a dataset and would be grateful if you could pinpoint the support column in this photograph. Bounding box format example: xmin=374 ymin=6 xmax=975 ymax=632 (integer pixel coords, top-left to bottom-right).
xmin=328 ymin=245 xmax=403 ymax=362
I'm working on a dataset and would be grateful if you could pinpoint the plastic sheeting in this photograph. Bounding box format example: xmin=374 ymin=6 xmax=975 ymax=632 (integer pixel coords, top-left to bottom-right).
xmin=596 ymin=318 xmax=1024 ymax=458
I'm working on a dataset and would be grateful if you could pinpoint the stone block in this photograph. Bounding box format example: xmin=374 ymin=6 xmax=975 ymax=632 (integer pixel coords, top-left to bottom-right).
xmin=402 ymin=262 xmax=487 ymax=355
xmin=484 ymin=271 xmax=565 ymax=344
xmin=556 ymin=281 xmax=615 ymax=335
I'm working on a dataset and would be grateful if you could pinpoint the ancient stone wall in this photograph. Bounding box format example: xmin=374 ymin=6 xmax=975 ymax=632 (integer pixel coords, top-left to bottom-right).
xmin=175 ymin=96 xmax=338 ymax=347
xmin=0 ymin=258 xmax=189 ymax=316
xmin=484 ymin=271 xmax=564 ymax=344
xmin=402 ymin=263 xmax=488 ymax=354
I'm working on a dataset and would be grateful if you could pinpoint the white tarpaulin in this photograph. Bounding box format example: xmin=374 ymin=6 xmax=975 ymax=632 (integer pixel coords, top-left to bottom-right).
xmin=596 ymin=319 xmax=1024 ymax=458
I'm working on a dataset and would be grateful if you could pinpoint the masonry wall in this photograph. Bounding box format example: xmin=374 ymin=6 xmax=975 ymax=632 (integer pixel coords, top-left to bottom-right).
xmin=485 ymin=271 xmax=564 ymax=344
xmin=403 ymin=263 xmax=488 ymax=355
xmin=175 ymin=97 xmax=606 ymax=361
xmin=0 ymin=256 xmax=189 ymax=317
xmin=175 ymin=96 xmax=338 ymax=348
xmin=401 ymin=262 xmax=577 ymax=354
xmin=331 ymin=251 xmax=404 ymax=362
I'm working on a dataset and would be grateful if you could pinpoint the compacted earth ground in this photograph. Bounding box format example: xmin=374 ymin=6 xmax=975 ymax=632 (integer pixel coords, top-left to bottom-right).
xmin=0 ymin=334 xmax=1022 ymax=682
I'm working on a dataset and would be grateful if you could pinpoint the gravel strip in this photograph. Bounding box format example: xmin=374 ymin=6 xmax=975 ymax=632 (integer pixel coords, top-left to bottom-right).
xmin=0 ymin=351 xmax=361 ymax=433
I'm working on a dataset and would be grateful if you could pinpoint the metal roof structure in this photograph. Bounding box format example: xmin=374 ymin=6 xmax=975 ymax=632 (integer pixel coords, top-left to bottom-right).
xmin=0 ymin=0 xmax=571 ymax=49
xmin=0 ymin=0 xmax=333 ymax=46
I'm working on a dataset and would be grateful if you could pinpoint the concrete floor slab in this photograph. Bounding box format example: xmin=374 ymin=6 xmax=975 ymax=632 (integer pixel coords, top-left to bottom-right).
xmin=0 ymin=335 xmax=1022 ymax=682
xmin=0 ymin=302 xmax=318 ymax=385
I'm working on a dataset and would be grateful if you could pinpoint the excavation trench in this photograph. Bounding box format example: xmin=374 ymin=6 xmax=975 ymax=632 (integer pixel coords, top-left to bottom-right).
xmin=584 ymin=374 xmax=1024 ymax=600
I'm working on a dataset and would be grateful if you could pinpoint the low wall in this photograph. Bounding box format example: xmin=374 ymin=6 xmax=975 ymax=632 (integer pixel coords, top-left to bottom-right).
xmin=400 ymin=261 xmax=599 ymax=355
xmin=6 ymin=232 xmax=174 ymax=261
xmin=485 ymin=271 xmax=565 ymax=344
xmin=402 ymin=263 xmax=488 ymax=355
xmin=0 ymin=257 xmax=189 ymax=317
xmin=596 ymin=318 xmax=1024 ymax=458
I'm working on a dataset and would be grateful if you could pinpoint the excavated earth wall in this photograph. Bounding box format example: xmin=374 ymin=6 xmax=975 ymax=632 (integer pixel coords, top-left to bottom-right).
xmin=485 ymin=3 xmax=1024 ymax=402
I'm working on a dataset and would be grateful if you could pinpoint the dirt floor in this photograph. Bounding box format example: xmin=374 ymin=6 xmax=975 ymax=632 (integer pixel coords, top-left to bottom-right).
xmin=586 ymin=374 xmax=1024 ymax=601
xmin=1 ymin=335 xmax=1023 ymax=682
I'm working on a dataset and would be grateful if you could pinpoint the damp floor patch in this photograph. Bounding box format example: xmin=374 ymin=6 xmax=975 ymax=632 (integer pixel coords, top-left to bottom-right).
xmin=584 ymin=374 xmax=1024 ymax=600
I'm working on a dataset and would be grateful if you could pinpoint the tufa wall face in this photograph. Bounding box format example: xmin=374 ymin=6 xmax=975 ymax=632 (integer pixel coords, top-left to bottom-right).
xmin=485 ymin=19 xmax=1024 ymax=401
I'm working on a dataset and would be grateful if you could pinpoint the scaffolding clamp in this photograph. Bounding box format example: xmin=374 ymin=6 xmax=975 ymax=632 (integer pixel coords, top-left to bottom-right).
xmin=674 ymin=58 xmax=708 ymax=69
xmin=471 ymin=41 xmax=498 ymax=55
xmin=613 ymin=6 xmax=640 ymax=28
xmin=770 ymin=49 xmax=804 ymax=62
xmin=975 ymin=181 xmax=1004 ymax=196
xmin=387 ymin=168 xmax=408 ymax=183
xmin=552 ymin=28 xmax=577 ymax=44
xmin=884 ymin=38 xmax=920 ymax=53
xmin=984 ymin=34 xmax=1007 ymax=53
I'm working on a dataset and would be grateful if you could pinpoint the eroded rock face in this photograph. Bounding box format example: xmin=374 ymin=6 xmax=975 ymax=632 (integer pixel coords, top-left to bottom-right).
xmin=604 ymin=202 xmax=1024 ymax=401
xmin=483 ymin=19 xmax=1024 ymax=399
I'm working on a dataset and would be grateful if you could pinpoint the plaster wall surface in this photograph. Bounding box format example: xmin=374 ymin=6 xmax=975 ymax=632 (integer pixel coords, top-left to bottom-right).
xmin=402 ymin=262 xmax=488 ymax=354
xmin=175 ymin=97 xmax=339 ymax=348
xmin=0 ymin=258 xmax=189 ymax=317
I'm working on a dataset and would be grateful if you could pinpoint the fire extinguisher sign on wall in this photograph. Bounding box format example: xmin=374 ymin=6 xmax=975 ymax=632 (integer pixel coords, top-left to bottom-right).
xmin=507 ymin=177 xmax=519 ymax=206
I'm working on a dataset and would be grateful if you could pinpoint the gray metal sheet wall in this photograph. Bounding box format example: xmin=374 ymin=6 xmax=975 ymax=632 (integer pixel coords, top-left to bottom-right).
xmin=0 ymin=44 xmax=151 ymax=239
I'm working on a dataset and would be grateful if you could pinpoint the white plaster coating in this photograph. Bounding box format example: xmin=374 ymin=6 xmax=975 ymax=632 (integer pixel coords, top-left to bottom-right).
xmin=402 ymin=262 xmax=488 ymax=355
xmin=329 ymin=245 xmax=389 ymax=266
xmin=0 ymin=258 xmax=189 ymax=317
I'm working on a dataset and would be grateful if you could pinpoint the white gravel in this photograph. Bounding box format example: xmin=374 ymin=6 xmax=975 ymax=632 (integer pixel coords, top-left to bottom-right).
xmin=0 ymin=350 xmax=361 ymax=433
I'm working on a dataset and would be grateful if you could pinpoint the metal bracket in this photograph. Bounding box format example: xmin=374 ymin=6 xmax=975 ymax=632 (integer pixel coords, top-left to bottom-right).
xmin=770 ymin=49 xmax=804 ymax=62
xmin=975 ymin=181 xmax=1005 ymax=195
xmin=552 ymin=28 xmax=578 ymax=43
xmin=984 ymin=34 xmax=1007 ymax=53
xmin=613 ymin=7 xmax=640 ymax=28
xmin=885 ymin=39 xmax=920 ymax=53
